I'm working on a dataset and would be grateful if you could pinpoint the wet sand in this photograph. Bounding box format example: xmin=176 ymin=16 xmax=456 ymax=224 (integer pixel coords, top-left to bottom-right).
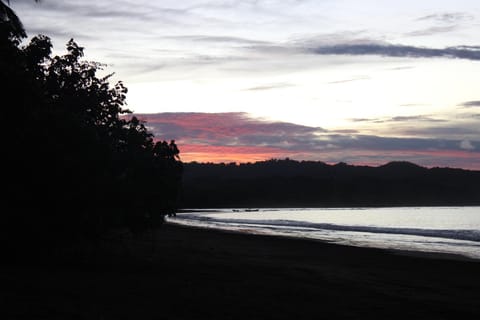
xmin=2 ymin=222 xmax=480 ymax=319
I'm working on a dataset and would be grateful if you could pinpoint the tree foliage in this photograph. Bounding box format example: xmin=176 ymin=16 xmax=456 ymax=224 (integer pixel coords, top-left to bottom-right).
xmin=2 ymin=8 xmax=182 ymax=258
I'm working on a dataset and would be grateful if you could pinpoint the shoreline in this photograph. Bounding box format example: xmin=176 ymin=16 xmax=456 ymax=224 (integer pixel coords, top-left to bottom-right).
xmin=3 ymin=222 xmax=480 ymax=319
xmin=169 ymin=219 xmax=480 ymax=262
xmin=170 ymin=206 xmax=480 ymax=262
xmin=179 ymin=204 xmax=480 ymax=210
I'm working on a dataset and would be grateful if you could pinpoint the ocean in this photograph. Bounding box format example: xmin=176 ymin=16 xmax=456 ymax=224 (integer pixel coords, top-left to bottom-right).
xmin=169 ymin=207 xmax=480 ymax=260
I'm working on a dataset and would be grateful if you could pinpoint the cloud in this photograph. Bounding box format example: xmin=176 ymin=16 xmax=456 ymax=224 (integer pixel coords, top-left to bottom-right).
xmin=461 ymin=100 xmax=480 ymax=107
xmin=387 ymin=66 xmax=415 ymax=71
xmin=332 ymin=129 xmax=358 ymax=134
xmin=243 ymin=83 xmax=295 ymax=91
xmin=460 ymin=140 xmax=475 ymax=150
xmin=350 ymin=118 xmax=373 ymax=123
xmin=406 ymin=25 xmax=457 ymax=37
xmin=350 ymin=115 xmax=446 ymax=124
xmin=388 ymin=115 xmax=446 ymax=123
xmin=327 ymin=76 xmax=370 ymax=84
xmin=26 ymin=26 xmax=95 ymax=41
xmin=407 ymin=12 xmax=474 ymax=37
xmin=27 ymin=1 xmax=185 ymax=21
xmin=133 ymin=112 xmax=324 ymax=146
xmin=402 ymin=126 xmax=480 ymax=137
xmin=288 ymin=32 xmax=480 ymax=61
xmin=309 ymin=43 xmax=480 ymax=61
xmin=416 ymin=12 xmax=474 ymax=24
xmin=130 ymin=112 xmax=480 ymax=169
xmin=162 ymin=35 xmax=271 ymax=45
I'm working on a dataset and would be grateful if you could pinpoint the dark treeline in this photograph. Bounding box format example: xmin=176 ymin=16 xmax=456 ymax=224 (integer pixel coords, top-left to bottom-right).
xmin=1 ymin=3 xmax=182 ymax=260
xmin=180 ymin=159 xmax=480 ymax=208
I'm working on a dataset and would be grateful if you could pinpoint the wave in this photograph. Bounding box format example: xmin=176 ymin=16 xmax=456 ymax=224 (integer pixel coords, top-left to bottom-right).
xmin=176 ymin=214 xmax=480 ymax=243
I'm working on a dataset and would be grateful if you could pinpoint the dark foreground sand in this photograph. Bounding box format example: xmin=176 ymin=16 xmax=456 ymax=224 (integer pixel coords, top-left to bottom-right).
xmin=2 ymin=223 xmax=480 ymax=319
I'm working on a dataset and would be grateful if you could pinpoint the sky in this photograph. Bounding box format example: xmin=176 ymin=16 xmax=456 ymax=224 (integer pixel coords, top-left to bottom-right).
xmin=13 ymin=0 xmax=480 ymax=169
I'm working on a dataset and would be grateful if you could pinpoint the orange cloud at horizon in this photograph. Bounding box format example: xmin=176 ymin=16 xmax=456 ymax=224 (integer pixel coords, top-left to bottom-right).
xmin=178 ymin=144 xmax=295 ymax=163
xmin=177 ymin=143 xmax=480 ymax=169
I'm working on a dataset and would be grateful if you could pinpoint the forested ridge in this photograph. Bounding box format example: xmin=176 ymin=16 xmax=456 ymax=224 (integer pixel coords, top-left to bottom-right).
xmin=180 ymin=160 xmax=480 ymax=208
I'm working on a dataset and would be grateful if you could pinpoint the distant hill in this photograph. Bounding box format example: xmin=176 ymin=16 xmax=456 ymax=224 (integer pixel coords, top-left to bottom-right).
xmin=179 ymin=160 xmax=480 ymax=208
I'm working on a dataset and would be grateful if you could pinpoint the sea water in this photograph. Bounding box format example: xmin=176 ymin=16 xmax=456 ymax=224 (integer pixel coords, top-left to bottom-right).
xmin=169 ymin=207 xmax=480 ymax=260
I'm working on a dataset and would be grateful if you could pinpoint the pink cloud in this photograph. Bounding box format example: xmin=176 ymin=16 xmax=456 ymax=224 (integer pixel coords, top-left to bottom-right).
xmin=130 ymin=112 xmax=480 ymax=170
xmin=134 ymin=112 xmax=321 ymax=142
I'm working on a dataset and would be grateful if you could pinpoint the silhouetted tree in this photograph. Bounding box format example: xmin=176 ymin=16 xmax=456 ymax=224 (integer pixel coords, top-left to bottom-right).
xmin=1 ymin=0 xmax=25 ymax=39
xmin=2 ymin=7 xmax=182 ymax=260
xmin=0 ymin=0 xmax=40 ymax=39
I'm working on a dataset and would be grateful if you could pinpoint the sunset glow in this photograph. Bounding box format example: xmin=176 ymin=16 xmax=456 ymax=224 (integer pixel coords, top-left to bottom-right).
xmin=15 ymin=0 xmax=480 ymax=169
xmin=177 ymin=145 xmax=287 ymax=164
xmin=139 ymin=112 xmax=480 ymax=169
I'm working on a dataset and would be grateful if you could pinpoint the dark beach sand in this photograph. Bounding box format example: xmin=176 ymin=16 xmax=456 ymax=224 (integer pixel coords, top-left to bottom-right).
xmin=2 ymin=223 xmax=480 ymax=319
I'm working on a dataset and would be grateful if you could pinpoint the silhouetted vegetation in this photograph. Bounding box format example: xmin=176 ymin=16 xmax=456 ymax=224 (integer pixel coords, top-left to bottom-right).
xmin=180 ymin=160 xmax=480 ymax=208
xmin=2 ymin=3 xmax=182 ymax=260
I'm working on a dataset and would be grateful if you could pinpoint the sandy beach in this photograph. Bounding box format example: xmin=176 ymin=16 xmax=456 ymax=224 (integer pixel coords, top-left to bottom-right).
xmin=2 ymin=222 xmax=480 ymax=319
